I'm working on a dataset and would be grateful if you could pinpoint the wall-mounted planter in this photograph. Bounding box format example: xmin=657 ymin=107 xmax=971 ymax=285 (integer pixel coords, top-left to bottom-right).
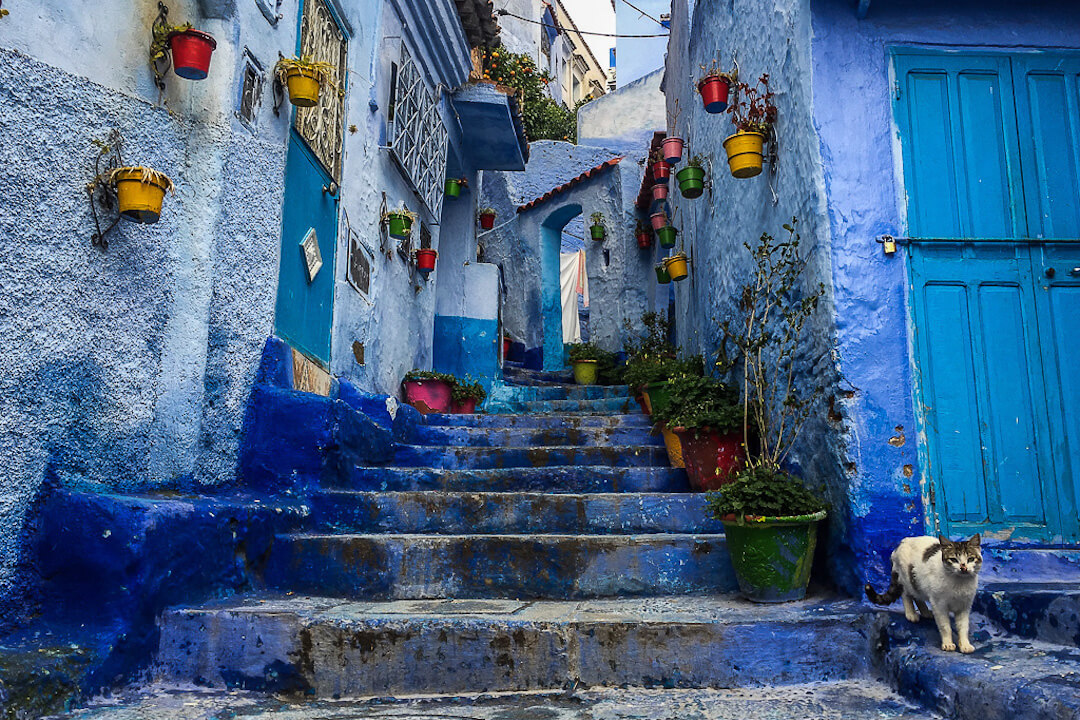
xmin=415 ymin=248 xmax=438 ymax=274
xmin=445 ymin=178 xmax=462 ymax=198
xmin=479 ymin=211 xmax=496 ymax=230
xmin=284 ymin=67 xmax=321 ymax=107
xmin=652 ymin=161 xmax=671 ymax=184
xmin=402 ymin=378 xmax=452 ymax=414
xmin=657 ymin=225 xmax=678 ymax=248
xmin=572 ymin=359 xmax=598 ymax=385
xmin=655 ymin=263 xmax=671 ymax=284
xmin=651 ymin=183 xmax=669 ymax=201
xmin=636 ymin=229 xmax=653 ymax=249
xmin=650 ymin=211 xmax=669 ymax=231
xmin=697 ymin=75 xmax=730 ymax=113
xmin=590 ymin=224 xmax=605 ymax=241
xmin=664 ymin=252 xmax=688 ymax=281
xmin=676 ymin=165 xmax=706 ymax=199
xmin=662 ymin=136 xmax=684 ymax=165
xmin=168 ymin=29 xmax=217 ymax=80
xmin=672 ymin=427 xmax=743 ymax=490
xmin=723 ymin=131 xmax=765 ymax=179
xmin=114 ymin=167 xmax=172 ymax=224
xmin=386 ymin=212 xmax=413 ymax=240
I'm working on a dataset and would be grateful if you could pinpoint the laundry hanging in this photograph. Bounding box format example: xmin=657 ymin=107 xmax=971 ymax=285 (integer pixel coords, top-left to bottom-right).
xmin=560 ymin=250 xmax=589 ymax=345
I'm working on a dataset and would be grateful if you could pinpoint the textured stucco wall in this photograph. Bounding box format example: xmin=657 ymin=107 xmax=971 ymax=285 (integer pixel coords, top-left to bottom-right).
xmin=809 ymin=0 xmax=1080 ymax=592
xmin=614 ymin=0 xmax=668 ymax=88
xmin=578 ymin=68 xmax=666 ymax=155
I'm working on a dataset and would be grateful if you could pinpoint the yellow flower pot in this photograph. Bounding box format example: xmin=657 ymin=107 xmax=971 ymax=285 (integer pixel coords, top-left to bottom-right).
xmin=722 ymin=131 xmax=765 ymax=179
xmin=286 ymin=67 xmax=322 ymax=108
xmin=114 ymin=167 xmax=171 ymax=224
xmin=664 ymin=253 xmax=689 ymax=282
xmin=572 ymin=359 xmax=598 ymax=386
xmin=660 ymin=423 xmax=685 ymax=468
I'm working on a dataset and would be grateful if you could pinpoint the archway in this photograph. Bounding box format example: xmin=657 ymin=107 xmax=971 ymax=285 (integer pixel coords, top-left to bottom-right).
xmin=539 ymin=203 xmax=582 ymax=371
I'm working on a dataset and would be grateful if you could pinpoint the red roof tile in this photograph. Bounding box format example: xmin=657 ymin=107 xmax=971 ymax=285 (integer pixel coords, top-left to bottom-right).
xmin=517 ymin=157 xmax=623 ymax=213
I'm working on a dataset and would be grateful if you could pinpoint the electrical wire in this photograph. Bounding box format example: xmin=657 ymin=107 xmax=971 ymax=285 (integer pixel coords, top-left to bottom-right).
xmin=495 ymin=9 xmax=669 ymax=38
xmin=618 ymin=0 xmax=666 ymax=28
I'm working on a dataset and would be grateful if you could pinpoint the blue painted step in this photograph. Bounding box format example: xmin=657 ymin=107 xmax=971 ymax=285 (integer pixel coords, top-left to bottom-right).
xmin=311 ymin=491 xmax=721 ymax=534
xmin=488 ymin=397 xmax=639 ymax=415
xmin=391 ymin=444 xmax=669 ymax=469
xmin=424 ymin=413 xmax=650 ymax=429
xmin=975 ymin=582 xmax=1080 ymax=647
xmin=413 ymin=424 xmax=664 ymax=447
xmin=155 ymin=595 xmax=875 ymax=697
xmin=500 ymin=385 xmax=632 ymax=401
xmin=336 ymin=466 xmax=690 ymax=493
xmin=265 ymin=532 xmax=735 ymax=599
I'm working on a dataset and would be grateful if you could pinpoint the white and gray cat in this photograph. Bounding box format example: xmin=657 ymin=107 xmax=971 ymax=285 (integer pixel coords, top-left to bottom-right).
xmin=865 ymin=534 xmax=983 ymax=653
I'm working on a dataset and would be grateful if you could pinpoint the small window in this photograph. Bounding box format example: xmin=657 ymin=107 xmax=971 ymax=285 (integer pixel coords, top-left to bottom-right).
xmin=254 ymin=0 xmax=283 ymax=26
xmin=387 ymin=62 xmax=399 ymax=123
xmin=419 ymin=222 xmax=432 ymax=250
xmin=237 ymin=50 xmax=265 ymax=129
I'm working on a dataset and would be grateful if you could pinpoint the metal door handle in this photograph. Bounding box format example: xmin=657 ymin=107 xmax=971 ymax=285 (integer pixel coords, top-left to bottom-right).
xmin=1046 ymin=267 xmax=1055 ymax=278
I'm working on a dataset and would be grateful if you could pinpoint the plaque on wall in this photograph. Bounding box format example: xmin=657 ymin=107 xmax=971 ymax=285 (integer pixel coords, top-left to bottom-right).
xmin=301 ymin=228 xmax=322 ymax=282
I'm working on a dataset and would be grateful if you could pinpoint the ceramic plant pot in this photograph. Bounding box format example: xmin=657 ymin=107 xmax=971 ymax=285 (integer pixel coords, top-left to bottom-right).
xmin=672 ymin=427 xmax=744 ymax=491
xmin=697 ymin=75 xmax=730 ymax=113
xmin=721 ymin=511 xmax=827 ymax=602
xmin=168 ymin=29 xmax=217 ymax=80
xmin=572 ymin=359 xmax=598 ymax=385
xmin=114 ymin=167 xmax=171 ymax=224
xmin=285 ymin=67 xmax=321 ymax=107
xmin=659 ymin=423 xmax=684 ymax=468
xmin=503 ymin=336 xmax=511 ymax=359
xmin=657 ymin=225 xmax=677 ymax=248
xmin=643 ymin=381 xmax=671 ymax=417
xmin=402 ymin=378 xmax=452 ymax=414
xmin=662 ymin=136 xmax=684 ymax=164
xmin=655 ymin=264 xmax=671 ymax=284
xmin=723 ymin=131 xmax=765 ymax=179
xmin=676 ymin=165 xmax=706 ymax=199
xmin=415 ymin=248 xmax=438 ymax=274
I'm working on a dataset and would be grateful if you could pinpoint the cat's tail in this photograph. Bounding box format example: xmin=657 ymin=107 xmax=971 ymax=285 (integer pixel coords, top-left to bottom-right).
xmin=865 ymin=570 xmax=902 ymax=605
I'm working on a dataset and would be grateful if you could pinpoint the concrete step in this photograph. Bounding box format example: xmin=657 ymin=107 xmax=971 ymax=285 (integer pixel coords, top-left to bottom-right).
xmin=264 ymin=532 xmax=734 ymax=599
xmin=975 ymin=581 xmax=1080 ymax=647
xmin=56 ymin=681 xmax=944 ymax=719
xmin=310 ymin=491 xmax=721 ymax=535
xmin=499 ymin=385 xmax=632 ymax=402
xmin=155 ymin=595 xmax=874 ymax=697
xmin=336 ymin=465 xmax=690 ymax=493
xmin=424 ymin=413 xmax=651 ymax=429
xmin=503 ymin=364 xmax=573 ymax=384
xmin=391 ymin=444 xmax=669 ymax=470
xmin=412 ymin=423 xmax=663 ymax=447
xmin=880 ymin=611 xmax=1080 ymax=720
xmin=490 ymin=397 xmax=639 ymax=414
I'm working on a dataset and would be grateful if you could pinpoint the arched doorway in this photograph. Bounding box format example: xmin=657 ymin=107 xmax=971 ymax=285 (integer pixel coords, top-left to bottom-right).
xmin=539 ymin=204 xmax=582 ymax=371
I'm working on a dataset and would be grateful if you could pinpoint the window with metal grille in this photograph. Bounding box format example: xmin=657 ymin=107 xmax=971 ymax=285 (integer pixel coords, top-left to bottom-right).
xmin=388 ymin=45 xmax=448 ymax=217
xmin=237 ymin=49 xmax=264 ymax=129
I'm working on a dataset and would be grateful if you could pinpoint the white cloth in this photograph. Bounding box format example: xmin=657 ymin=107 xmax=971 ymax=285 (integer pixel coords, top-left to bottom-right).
xmin=560 ymin=250 xmax=589 ymax=345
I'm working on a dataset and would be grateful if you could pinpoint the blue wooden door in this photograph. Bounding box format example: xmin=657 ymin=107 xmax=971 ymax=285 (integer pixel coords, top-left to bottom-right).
xmin=895 ymin=50 xmax=1080 ymax=542
xmin=274 ymin=0 xmax=348 ymax=366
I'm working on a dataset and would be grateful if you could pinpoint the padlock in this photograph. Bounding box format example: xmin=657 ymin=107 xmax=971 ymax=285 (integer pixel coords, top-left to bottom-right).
xmin=881 ymin=236 xmax=897 ymax=255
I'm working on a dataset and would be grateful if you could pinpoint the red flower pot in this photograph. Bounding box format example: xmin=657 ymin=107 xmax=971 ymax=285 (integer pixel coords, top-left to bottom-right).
xmin=650 ymin=211 xmax=669 ymax=231
xmin=479 ymin=212 xmax=496 ymax=230
xmin=697 ymin=75 xmax=730 ymax=113
xmin=415 ymin=248 xmax=438 ymax=274
xmin=652 ymin=183 xmax=669 ymax=201
xmin=662 ymin=136 xmax=684 ymax=165
xmin=402 ymin=379 xmax=452 ymax=414
xmin=672 ymin=427 xmax=745 ymax=491
xmin=652 ymin=161 xmax=671 ymax=184
xmin=451 ymin=397 xmax=478 ymax=414
xmin=636 ymin=231 xmax=652 ymax=249
xmin=169 ymin=29 xmax=217 ymax=80
xmin=503 ymin=336 xmax=511 ymax=359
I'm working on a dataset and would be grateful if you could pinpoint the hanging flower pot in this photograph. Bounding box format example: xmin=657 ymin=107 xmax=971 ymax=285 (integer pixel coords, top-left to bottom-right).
xmin=676 ymin=164 xmax=707 ymax=199
xmin=112 ymin=167 xmax=173 ymax=224
xmin=478 ymin=208 xmax=497 ymax=230
xmin=655 ymin=263 xmax=671 ymax=284
xmin=415 ymin=248 xmax=438 ymax=274
xmin=445 ymin=178 xmax=462 ymax=198
xmin=723 ymin=131 xmax=766 ymax=179
xmin=697 ymin=74 xmax=730 ymax=113
xmin=650 ymin=211 xmax=669 ymax=231
xmin=652 ymin=160 xmax=671 ymax=184
xmin=652 ymin=183 xmax=669 ymax=201
xmin=662 ymin=136 xmax=684 ymax=165
xmin=589 ymin=212 xmax=605 ymax=241
xmin=275 ymin=57 xmax=335 ymax=108
xmin=168 ymin=29 xmax=217 ymax=80
xmin=385 ymin=211 xmax=413 ymax=240
xmin=636 ymin=228 xmax=652 ymax=249
xmin=657 ymin=225 xmax=678 ymax=248
xmin=672 ymin=427 xmax=745 ymax=491
xmin=664 ymin=252 xmax=689 ymax=281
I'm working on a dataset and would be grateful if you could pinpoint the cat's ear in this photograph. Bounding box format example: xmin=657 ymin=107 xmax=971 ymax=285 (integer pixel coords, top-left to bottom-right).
xmin=938 ymin=534 xmax=952 ymax=546
xmin=968 ymin=533 xmax=981 ymax=547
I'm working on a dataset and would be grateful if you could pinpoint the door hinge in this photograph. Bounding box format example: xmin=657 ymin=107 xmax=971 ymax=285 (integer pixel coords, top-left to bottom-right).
xmin=894 ymin=82 xmax=902 ymax=101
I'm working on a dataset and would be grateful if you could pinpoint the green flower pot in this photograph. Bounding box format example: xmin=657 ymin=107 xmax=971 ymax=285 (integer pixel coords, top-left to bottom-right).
xmin=387 ymin=212 xmax=412 ymax=239
xmin=657 ymin=225 xmax=678 ymax=248
xmin=720 ymin=510 xmax=826 ymax=603
xmin=644 ymin=380 xmax=671 ymax=416
xmin=676 ymin=166 xmax=706 ymax=199
xmin=572 ymin=359 xmax=598 ymax=385
xmin=655 ymin=264 xmax=671 ymax=284
xmin=590 ymin=224 xmax=605 ymax=241
xmin=445 ymin=178 xmax=461 ymax=198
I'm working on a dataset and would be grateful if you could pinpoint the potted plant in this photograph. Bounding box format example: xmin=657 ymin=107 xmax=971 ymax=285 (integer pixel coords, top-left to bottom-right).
xmin=275 ymin=56 xmax=337 ymax=108
xmin=450 ymin=377 xmax=486 ymax=414
xmin=651 ymin=149 xmax=672 ymax=184
xmin=383 ymin=205 xmax=416 ymax=240
xmin=567 ymin=342 xmax=606 ymax=385
xmin=414 ymin=248 xmax=438 ymax=274
xmin=401 ymin=369 xmax=456 ymax=414
xmin=664 ymin=251 xmax=689 ymax=282
xmin=652 ymin=374 xmax=744 ymax=491
xmin=711 ymin=218 xmax=830 ymax=602
xmin=635 ymin=220 xmax=653 ymax=249
xmin=650 ymin=210 xmax=669 ymax=231
xmin=723 ymin=74 xmax=778 ymax=179
xmin=676 ymin=155 xmax=707 ymax=199
xmin=109 ymin=166 xmax=174 ymax=224
xmin=657 ymin=224 xmax=678 ymax=249
xmin=589 ymin=212 xmax=605 ymax=241
xmin=655 ymin=263 xmax=671 ymax=284
xmin=478 ymin=207 xmax=497 ymax=230
xmin=662 ymin=102 xmax=684 ymax=164
xmin=445 ymin=177 xmax=467 ymax=199
xmin=697 ymin=59 xmax=734 ymax=114
xmin=167 ymin=27 xmax=217 ymax=80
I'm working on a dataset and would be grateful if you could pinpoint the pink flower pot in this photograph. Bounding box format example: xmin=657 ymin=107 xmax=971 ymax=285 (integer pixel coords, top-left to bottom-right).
xmin=662 ymin=136 xmax=684 ymax=165
xmin=650 ymin=211 xmax=669 ymax=231
xmin=402 ymin=379 xmax=452 ymax=414
xmin=652 ymin=183 xmax=669 ymax=201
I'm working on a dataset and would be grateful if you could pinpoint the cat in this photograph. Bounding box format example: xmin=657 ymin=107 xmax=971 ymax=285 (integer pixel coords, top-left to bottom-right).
xmin=865 ymin=534 xmax=982 ymax=653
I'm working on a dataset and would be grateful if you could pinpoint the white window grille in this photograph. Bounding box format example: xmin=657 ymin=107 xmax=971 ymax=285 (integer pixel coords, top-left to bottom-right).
xmin=388 ymin=45 xmax=448 ymax=217
xmin=295 ymin=0 xmax=348 ymax=180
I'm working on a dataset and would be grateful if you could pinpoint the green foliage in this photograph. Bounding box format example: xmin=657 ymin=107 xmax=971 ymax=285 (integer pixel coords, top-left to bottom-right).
xmin=621 ymin=312 xmax=703 ymax=391
xmin=686 ymin=154 xmax=705 ymax=169
xmin=402 ymin=369 xmax=456 ymax=384
xmin=451 ymin=378 xmax=487 ymax=404
xmin=623 ymin=355 xmax=703 ymax=394
xmin=652 ymin=374 xmax=741 ymax=435
xmin=706 ymin=466 xmax=827 ymax=519
xmin=480 ymin=46 xmax=590 ymax=143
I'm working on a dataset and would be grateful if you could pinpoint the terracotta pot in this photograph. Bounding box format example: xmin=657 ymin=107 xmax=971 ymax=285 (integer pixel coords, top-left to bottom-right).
xmin=672 ymin=427 xmax=745 ymax=491
xmin=402 ymin=378 xmax=452 ymax=414
xmin=168 ymin=29 xmax=217 ymax=80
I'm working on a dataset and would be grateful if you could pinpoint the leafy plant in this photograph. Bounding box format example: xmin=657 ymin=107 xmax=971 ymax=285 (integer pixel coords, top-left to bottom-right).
xmin=567 ymin=342 xmax=604 ymax=363
xmin=706 ymin=466 xmax=826 ymax=519
xmin=451 ymin=377 xmax=487 ymax=404
xmin=623 ymin=354 xmax=703 ymax=394
xmin=720 ymin=217 xmax=826 ymax=473
xmin=275 ymin=56 xmax=338 ymax=90
xmin=480 ymin=46 xmax=588 ymax=142
xmin=686 ymin=154 xmax=705 ymax=169
xmin=590 ymin=212 xmax=604 ymax=225
xmin=698 ymin=57 xmax=734 ymax=85
xmin=402 ymin=369 xmax=456 ymax=383
xmin=728 ymin=74 xmax=778 ymax=135
xmin=479 ymin=207 xmax=496 ymax=216
xmin=651 ymin=374 xmax=741 ymax=436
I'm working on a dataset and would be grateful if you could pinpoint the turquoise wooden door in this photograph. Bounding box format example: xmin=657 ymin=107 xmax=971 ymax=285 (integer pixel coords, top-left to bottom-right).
xmin=274 ymin=0 xmax=348 ymax=366
xmin=895 ymin=49 xmax=1080 ymax=542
